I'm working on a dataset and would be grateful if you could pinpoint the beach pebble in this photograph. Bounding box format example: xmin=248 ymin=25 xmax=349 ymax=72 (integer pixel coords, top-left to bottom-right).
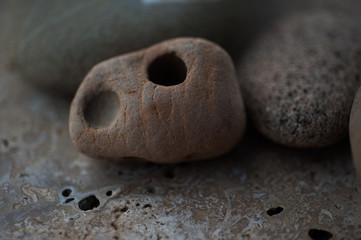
xmin=69 ymin=38 xmax=246 ymax=163
xmin=350 ymin=86 xmax=361 ymax=178
xmin=14 ymin=0 xmax=241 ymax=95
xmin=238 ymin=11 xmax=361 ymax=147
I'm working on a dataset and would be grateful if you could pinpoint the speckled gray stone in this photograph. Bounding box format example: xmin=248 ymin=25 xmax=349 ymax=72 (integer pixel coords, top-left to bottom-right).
xmin=12 ymin=0 xmax=241 ymax=95
xmin=238 ymin=11 xmax=361 ymax=148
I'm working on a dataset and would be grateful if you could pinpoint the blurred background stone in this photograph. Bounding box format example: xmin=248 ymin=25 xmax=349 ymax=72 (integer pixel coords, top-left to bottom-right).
xmin=7 ymin=0 xmax=243 ymax=95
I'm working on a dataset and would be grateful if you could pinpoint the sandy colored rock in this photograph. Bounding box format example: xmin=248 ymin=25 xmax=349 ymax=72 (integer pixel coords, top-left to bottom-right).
xmin=69 ymin=38 xmax=246 ymax=163
xmin=238 ymin=11 xmax=361 ymax=148
xmin=350 ymin=86 xmax=361 ymax=178
xmin=12 ymin=0 xmax=242 ymax=95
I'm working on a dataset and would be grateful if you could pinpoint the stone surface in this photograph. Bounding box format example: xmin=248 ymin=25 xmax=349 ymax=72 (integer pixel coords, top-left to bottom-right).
xmin=238 ymin=11 xmax=361 ymax=148
xmin=69 ymin=38 xmax=246 ymax=163
xmin=2 ymin=1 xmax=361 ymax=240
xmin=9 ymin=0 xmax=242 ymax=95
xmin=350 ymin=86 xmax=361 ymax=178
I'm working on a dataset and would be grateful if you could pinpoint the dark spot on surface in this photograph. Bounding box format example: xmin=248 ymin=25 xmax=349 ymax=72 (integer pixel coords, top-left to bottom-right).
xmin=177 ymin=162 xmax=189 ymax=168
xmin=83 ymin=91 xmax=120 ymax=129
xmin=2 ymin=139 xmax=9 ymax=147
xmin=145 ymin=162 xmax=157 ymax=168
xmin=64 ymin=198 xmax=74 ymax=204
xmin=106 ymin=190 xmax=113 ymax=197
xmin=19 ymin=173 xmax=29 ymax=178
xmin=146 ymin=186 xmax=155 ymax=194
xmin=308 ymin=229 xmax=333 ymax=240
xmin=62 ymin=189 xmax=72 ymax=197
xmin=78 ymin=195 xmax=100 ymax=211
xmin=111 ymin=222 xmax=118 ymax=230
xmin=267 ymin=206 xmax=284 ymax=216
xmin=163 ymin=168 xmax=175 ymax=179
xmin=113 ymin=206 xmax=128 ymax=213
xmin=147 ymin=52 xmax=187 ymax=86
xmin=120 ymin=206 xmax=128 ymax=212
xmin=143 ymin=204 xmax=152 ymax=209
xmin=136 ymin=203 xmax=140 ymax=207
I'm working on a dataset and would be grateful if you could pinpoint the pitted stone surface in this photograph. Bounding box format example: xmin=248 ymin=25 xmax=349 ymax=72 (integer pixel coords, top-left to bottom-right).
xmin=238 ymin=11 xmax=361 ymax=148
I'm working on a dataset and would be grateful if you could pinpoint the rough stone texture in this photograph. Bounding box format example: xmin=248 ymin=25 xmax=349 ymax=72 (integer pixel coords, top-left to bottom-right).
xmin=2 ymin=1 xmax=361 ymax=240
xmin=350 ymin=87 xmax=361 ymax=178
xmin=238 ymin=11 xmax=361 ymax=148
xmin=69 ymin=38 xmax=245 ymax=163
xmin=8 ymin=0 xmax=242 ymax=95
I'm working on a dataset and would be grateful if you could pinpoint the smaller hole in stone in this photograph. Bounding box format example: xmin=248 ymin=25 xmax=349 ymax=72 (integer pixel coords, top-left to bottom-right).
xmin=62 ymin=189 xmax=72 ymax=197
xmin=267 ymin=206 xmax=284 ymax=216
xmin=308 ymin=229 xmax=333 ymax=240
xmin=64 ymin=198 xmax=75 ymax=204
xmin=78 ymin=195 xmax=100 ymax=211
xmin=106 ymin=190 xmax=113 ymax=197
xmin=83 ymin=91 xmax=120 ymax=129
xmin=136 ymin=203 xmax=140 ymax=207
xmin=163 ymin=168 xmax=175 ymax=179
xmin=143 ymin=204 xmax=152 ymax=209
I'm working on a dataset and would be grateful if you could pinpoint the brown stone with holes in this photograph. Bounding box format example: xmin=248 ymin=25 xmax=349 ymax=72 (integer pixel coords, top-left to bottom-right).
xmin=69 ymin=38 xmax=246 ymax=163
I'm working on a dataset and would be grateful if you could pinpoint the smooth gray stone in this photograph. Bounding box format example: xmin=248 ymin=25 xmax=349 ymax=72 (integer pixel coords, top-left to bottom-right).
xmin=350 ymin=87 xmax=361 ymax=178
xmin=13 ymin=0 xmax=241 ymax=95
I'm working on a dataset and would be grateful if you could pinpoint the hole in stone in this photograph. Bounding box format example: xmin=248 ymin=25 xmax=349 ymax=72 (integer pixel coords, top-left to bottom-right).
xmin=308 ymin=229 xmax=333 ymax=240
xmin=62 ymin=189 xmax=72 ymax=197
xmin=78 ymin=195 xmax=100 ymax=211
xmin=147 ymin=52 xmax=187 ymax=86
xmin=106 ymin=190 xmax=113 ymax=197
xmin=64 ymin=198 xmax=74 ymax=204
xmin=267 ymin=206 xmax=284 ymax=216
xmin=143 ymin=204 xmax=152 ymax=209
xmin=163 ymin=168 xmax=175 ymax=179
xmin=83 ymin=91 xmax=120 ymax=129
